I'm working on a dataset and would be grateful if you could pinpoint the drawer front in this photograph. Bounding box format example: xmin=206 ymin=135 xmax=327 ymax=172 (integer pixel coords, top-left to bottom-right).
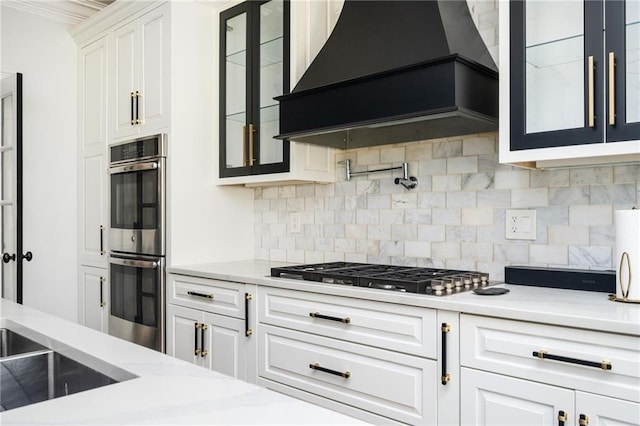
xmin=460 ymin=314 xmax=640 ymax=402
xmin=168 ymin=273 xmax=244 ymax=318
xmin=258 ymin=324 xmax=437 ymax=425
xmin=258 ymin=286 xmax=436 ymax=358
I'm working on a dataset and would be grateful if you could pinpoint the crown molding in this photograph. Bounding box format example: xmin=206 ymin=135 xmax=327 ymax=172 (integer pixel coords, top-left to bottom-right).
xmin=2 ymin=0 xmax=109 ymax=25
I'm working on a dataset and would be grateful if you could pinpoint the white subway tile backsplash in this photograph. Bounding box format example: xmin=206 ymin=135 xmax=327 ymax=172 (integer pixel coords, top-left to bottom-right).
xmin=495 ymin=170 xmax=530 ymax=189
xmin=570 ymin=167 xmax=614 ymax=186
xmin=252 ymin=127 xmax=637 ymax=273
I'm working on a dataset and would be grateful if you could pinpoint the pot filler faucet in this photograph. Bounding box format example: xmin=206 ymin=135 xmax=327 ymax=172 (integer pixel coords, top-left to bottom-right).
xmin=344 ymin=159 xmax=418 ymax=190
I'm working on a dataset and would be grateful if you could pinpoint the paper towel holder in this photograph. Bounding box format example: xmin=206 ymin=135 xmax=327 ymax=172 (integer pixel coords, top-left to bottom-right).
xmin=609 ymin=207 xmax=640 ymax=304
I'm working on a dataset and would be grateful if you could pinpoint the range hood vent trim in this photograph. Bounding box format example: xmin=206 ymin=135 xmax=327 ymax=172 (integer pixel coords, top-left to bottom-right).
xmin=276 ymin=0 xmax=499 ymax=148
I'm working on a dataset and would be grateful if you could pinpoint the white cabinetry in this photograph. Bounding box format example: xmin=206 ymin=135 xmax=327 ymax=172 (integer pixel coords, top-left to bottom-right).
xmin=460 ymin=315 xmax=640 ymax=426
xmin=166 ymin=273 xmax=254 ymax=381
xmin=78 ymin=36 xmax=109 ymax=330
xmin=111 ymin=5 xmax=169 ymax=141
xmin=257 ymin=286 xmax=439 ymax=424
xmin=79 ymin=265 xmax=108 ymax=333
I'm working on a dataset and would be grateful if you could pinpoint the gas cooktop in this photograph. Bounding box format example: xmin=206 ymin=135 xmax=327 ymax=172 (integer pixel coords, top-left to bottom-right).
xmin=271 ymin=262 xmax=491 ymax=296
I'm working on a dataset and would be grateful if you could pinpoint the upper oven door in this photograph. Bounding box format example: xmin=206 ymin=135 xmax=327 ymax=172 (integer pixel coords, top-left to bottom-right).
xmin=109 ymin=158 xmax=165 ymax=255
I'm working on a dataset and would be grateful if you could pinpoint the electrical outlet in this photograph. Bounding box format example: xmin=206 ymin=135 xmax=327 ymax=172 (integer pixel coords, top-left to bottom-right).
xmin=505 ymin=209 xmax=536 ymax=240
xmin=289 ymin=212 xmax=301 ymax=234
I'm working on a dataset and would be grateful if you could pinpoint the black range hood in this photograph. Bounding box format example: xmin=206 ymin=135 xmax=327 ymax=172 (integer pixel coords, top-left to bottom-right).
xmin=275 ymin=0 xmax=499 ymax=149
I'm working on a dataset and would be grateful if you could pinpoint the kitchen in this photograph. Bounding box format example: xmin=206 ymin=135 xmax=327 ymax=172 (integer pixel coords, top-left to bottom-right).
xmin=1 ymin=0 xmax=639 ymax=424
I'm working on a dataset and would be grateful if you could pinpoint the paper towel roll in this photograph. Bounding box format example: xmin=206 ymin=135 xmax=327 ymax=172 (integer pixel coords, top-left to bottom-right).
xmin=615 ymin=209 xmax=640 ymax=302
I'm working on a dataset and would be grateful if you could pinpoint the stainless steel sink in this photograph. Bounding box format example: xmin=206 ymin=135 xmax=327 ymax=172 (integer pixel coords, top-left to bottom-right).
xmin=0 ymin=328 xmax=48 ymax=358
xmin=0 ymin=327 xmax=135 ymax=412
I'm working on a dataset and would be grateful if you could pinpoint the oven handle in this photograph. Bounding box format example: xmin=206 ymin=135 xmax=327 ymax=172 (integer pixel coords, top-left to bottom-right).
xmin=109 ymin=161 xmax=159 ymax=174
xmin=109 ymin=257 xmax=159 ymax=269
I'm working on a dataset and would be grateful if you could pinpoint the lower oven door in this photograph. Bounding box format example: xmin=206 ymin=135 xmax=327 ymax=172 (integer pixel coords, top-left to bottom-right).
xmin=108 ymin=253 xmax=164 ymax=352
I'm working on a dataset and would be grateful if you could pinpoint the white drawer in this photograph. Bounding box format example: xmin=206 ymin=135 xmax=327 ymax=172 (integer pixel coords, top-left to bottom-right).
xmin=258 ymin=324 xmax=437 ymax=425
xmin=258 ymin=286 xmax=436 ymax=358
xmin=460 ymin=314 xmax=640 ymax=402
xmin=167 ymin=273 xmax=245 ymax=318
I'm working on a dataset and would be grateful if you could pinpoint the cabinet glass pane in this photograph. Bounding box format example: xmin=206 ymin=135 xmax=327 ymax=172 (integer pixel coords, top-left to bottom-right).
xmin=259 ymin=0 xmax=284 ymax=165
xmin=627 ymin=1 xmax=640 ymax=123
xmin=225 ymin=13 xmax=247 ymax=169
xmin=525 ymin=1 xmax=584 ymax=134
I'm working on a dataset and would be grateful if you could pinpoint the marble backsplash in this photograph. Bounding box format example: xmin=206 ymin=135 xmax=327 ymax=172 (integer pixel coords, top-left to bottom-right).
xmin=253 ymin=133 xmax=640 ymax=280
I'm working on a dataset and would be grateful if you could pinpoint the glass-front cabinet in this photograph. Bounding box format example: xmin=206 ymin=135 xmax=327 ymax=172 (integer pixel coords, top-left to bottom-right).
xmin=504 ymin=0 xmax=640 ymax=162
xmin=220 ymin=0 xmax=290 ymax=178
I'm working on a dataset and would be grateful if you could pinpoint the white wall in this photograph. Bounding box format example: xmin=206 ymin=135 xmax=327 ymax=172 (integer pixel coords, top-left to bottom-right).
xmin=1 ymin=6 xmax=79 ymax=321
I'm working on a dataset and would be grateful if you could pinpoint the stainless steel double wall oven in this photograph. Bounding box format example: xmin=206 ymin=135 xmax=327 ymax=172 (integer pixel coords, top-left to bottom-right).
xmin=108 ymin=134 xmax=167 ymax=352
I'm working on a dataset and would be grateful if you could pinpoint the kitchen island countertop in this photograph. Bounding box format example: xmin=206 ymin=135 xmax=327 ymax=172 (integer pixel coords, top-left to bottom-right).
xmin=169 ymin=260 xmax=640 ymax=336
xmin=0 ymin=299 xmax=365 ymax=425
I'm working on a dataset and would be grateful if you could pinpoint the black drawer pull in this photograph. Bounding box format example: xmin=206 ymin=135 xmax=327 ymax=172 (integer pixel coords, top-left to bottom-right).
xmin=441 ymin=323 xmax=451 ymax=385
xmin=309 ymin=363 xmax=350 ymax=379
xmin=187 ymin=290 xmax=214 ymax=300
xmin=533 ymin=351 xmax=612 ymax=370
xmin=309 ymin=312 xmax=351 ymax=324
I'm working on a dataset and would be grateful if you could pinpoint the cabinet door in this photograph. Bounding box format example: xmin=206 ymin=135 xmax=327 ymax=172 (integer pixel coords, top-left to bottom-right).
xmin=219 ymin=0 xmax=290 ymax=178
xmin=81 ymin=266 xmax=108 ymax=333
xmin=461 ymin=368 xmax=574 ymax=426
xmin=576 ymin=391 xmax=640 ymax=426
xmin=166 ymin=304 xmax=201 ymax=366
xmin=79 ymin=38 xmax=108 ymax=268
xmin=112 ymin=19 xmax=138 ymax=140
xmin=138 ymin=6 xmax=169 ymax=133
xmin=605 ymin=0 xmax=640 ymax=142
xmin=510 ymin=1 xmax=604 ymax=150
xmin=201 ymin=312 xmax=247 ymax=380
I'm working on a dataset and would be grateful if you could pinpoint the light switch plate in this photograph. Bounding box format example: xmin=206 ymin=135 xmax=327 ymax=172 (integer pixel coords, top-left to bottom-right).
xmin=505 ymin=209 xmax=536 ymax=240
xmin=289 ymin=212 xmax=301 ymax=234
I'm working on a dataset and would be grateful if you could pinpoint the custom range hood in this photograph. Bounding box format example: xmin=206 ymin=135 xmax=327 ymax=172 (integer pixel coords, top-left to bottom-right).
xmin=275 ymin=0 xmax=498 ymax=149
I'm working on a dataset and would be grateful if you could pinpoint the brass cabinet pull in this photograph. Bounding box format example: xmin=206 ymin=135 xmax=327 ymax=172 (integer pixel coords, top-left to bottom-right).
xmin=309 ymin=312 xmax=351 ymax=324
xmin=608 ymin=52 xmax=615 ymax=126
xmin=245 ymin=293 xmax=253 ymax=337
xmin=248 ymin=123 xmax=255 ymax=166
xmin=200 ymin=324 xmax=208 ymax=357
xmin=309 ymin=362 xmax=350 ymax=379
xmin=558 ymin=410 xmax=568 ymax=426
xmin=579 ymin=414 xmax=589 ymax=426
xmin=187 ymin=290 xmax=214 ymax=300
xmin=588 ymin=55 xmax=595 ymax=128
xmin=242 ymin=125 xmax=248 ymax=166
xmin=533 ymin=350 xmax=612 ymax=370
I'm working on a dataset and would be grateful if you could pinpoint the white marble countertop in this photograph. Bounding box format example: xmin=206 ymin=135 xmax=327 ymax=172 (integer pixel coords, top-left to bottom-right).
xmin=0 ymin=299 xmax=366 ymax=425
xmin=169 ymin=260 xmax=640 ymax=336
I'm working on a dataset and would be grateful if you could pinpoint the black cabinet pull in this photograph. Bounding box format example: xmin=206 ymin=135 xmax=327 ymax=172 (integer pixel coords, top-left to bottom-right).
xmin=22 ymin=251 xmax=32 ymax=262
xmin=245 ymin=293 xmax=253 ymax=336
xmin=194 ymin=322 xmax=200 ymax=356
xmin=533 ymin=351 xmax=612 ymax=370
xmin=579 ymin=414 xmax=589 ymax=426
xmin=441 ymin=323 xmax=451 ymax=385
xmin=135 ymin=91 xmax=141 ymax=124
xmin=558 ymin=410 xmax=567 ymax=426
xmin=2 ymin=253 xmax=16 ymax=263
xmin=200 ymin=324 xmax=208 ymax=357
xmin=309 ymin=363 xmax=350 ymax=379
xmin=99 ymin=277 xmax=106 ymax=307
xmin=187 ymin=290 xmax=214 ymax=300
xmin=309 ymin=312 xmax=351 ymax=324
xmin=130 ymin=92 xmax=135 ymax=125
xmin=99 ymin=225 xmax=105 ymax=255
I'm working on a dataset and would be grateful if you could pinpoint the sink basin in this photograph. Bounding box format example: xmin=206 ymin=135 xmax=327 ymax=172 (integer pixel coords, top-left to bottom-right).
xmin=0 ymin=328 xmax=48 ymax=358
xmin=0 ymin=327 xmax=136 ymax=412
